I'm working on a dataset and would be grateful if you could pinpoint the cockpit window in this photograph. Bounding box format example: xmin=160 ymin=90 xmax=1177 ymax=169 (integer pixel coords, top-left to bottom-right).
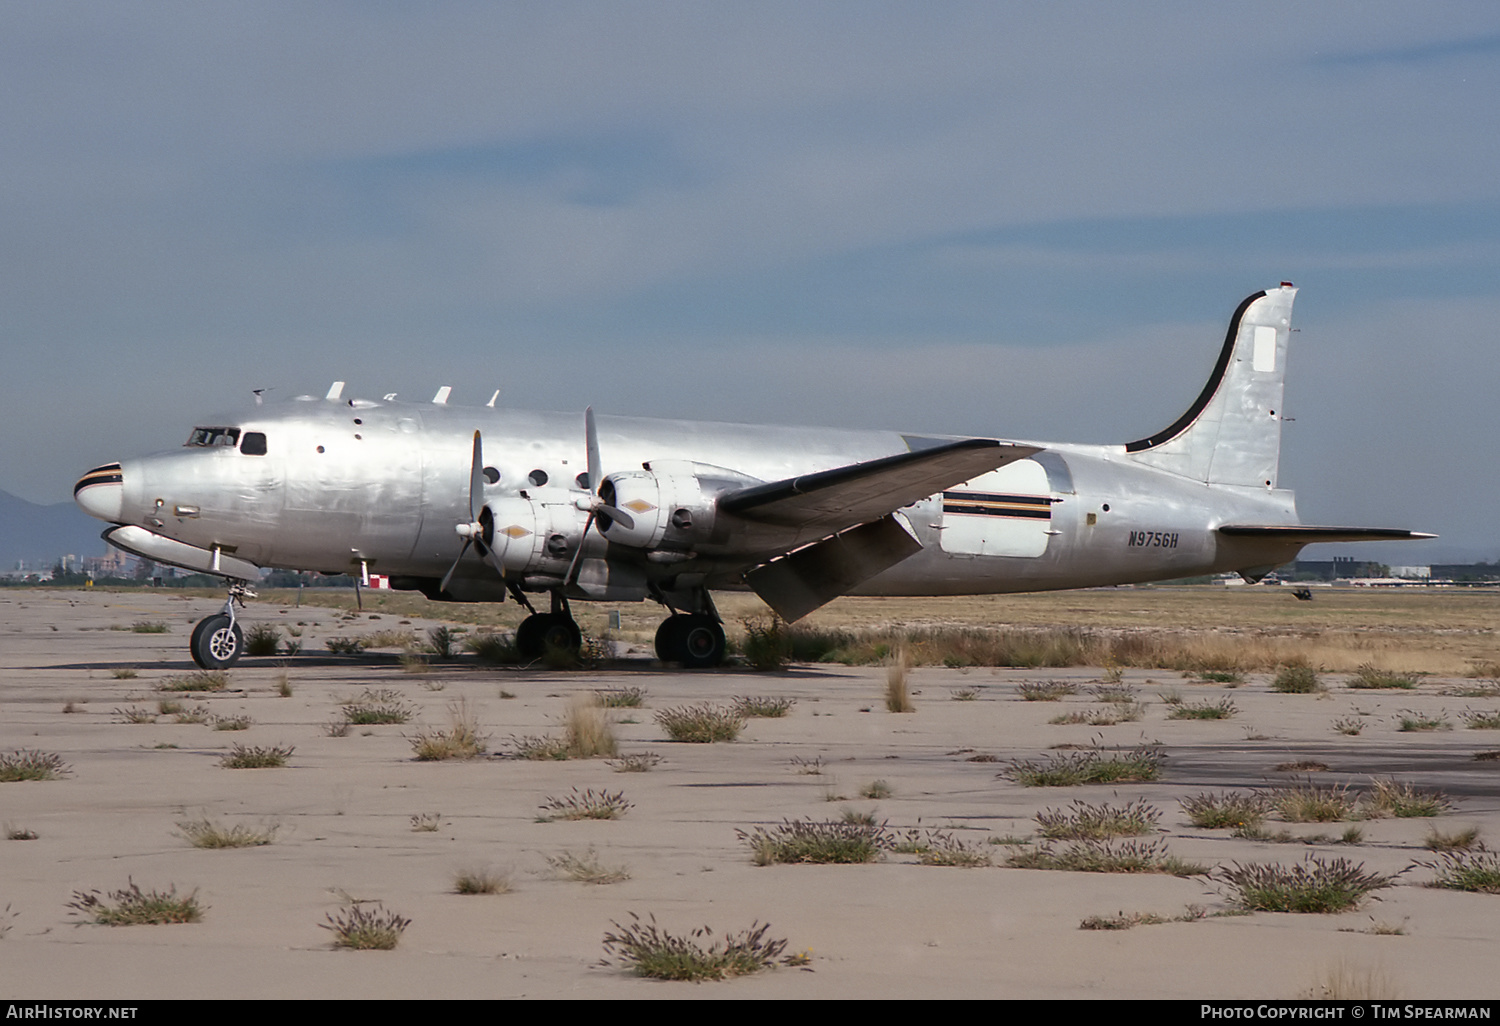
xmin=185 ymin=427 xmax=241 ymax=448
xmin=240 ymin=432 xmax=267 ymax=456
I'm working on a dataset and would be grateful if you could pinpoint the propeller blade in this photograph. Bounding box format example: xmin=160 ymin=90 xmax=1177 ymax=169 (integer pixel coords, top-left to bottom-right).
xmin=565 ymin=510 xmax=595 ymax=586
xmin=468 ymin=430 xmax=484 ymax=525
xmin=594 ymin=503 xmax=635 ymax=532
xmin=584 ymin=407 xmax=601 ymax=497
xmin=439 ymin=538 xmax=471 ymax=595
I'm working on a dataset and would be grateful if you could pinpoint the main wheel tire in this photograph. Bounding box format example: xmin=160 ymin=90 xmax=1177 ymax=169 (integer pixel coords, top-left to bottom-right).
xmin=515 ymin=613 xmax=582 ymax=661
xmin=190 ymin=614 xmax=243 ymax=670
xmin=654 ymin=615 xmax=689 ymax=662
xmin=678 ymin=615 xmax=726 ymax=668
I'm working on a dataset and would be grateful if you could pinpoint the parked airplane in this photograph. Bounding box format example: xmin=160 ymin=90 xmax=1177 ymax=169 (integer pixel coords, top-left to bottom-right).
xmin=74 ymin=283 xmax=1429 ymax=669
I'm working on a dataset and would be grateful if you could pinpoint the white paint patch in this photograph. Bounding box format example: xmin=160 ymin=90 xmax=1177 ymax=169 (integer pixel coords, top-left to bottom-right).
xmin=1252 ymin=326 xmax=1277 ymax=373
xmin=939 ymin=459 xmax=1051 ymax=558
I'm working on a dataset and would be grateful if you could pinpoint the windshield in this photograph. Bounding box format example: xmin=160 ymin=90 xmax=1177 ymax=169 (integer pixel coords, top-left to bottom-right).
xmin=184 ymin=427 xmax=241 ymax=448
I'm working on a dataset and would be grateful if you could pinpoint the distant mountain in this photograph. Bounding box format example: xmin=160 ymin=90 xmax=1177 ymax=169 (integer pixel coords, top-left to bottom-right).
xmin=0 ymin=489 xmax=111 ymax=567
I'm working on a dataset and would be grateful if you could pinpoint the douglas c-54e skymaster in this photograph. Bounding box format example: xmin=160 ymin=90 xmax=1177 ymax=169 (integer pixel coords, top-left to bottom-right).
xmin=74 ymin=284 xmax=1429 ymax=670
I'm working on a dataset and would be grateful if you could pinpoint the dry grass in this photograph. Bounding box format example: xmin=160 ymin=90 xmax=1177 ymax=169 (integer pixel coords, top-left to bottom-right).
xmin=176 ymin=817 xmax=278 ymax=848
xmin=1017 ymin=680 xmax=1078 ymax=701
xmin=452 ymin=866 xmax=512 ymax=895
xmin=219 ymin=743 xmax=293 ymax=769
xmin=885 ymin=647 xmax=914 ymax=712
xmin=1308 ymin=959 xmax=1404 ymax=1000
xmin=1363 ymin=778 xmax=1454 ymax=818
xmin=564 ymin=695 xmax=617 ymax=758
xmin=547 ymin=847 xmax=631 ymax=884
xmin=157 ymin=671 xmax=229 ymax=692
xmin=1180 ymin=791 xmax=1272 ymax=830
xmin=1273 ymin=780 xmax=1358 ymax=822
xmin=608 ymin=752 xmax=663 ymax=773
xmin=410 ymin=699 xmax=488 ymax=760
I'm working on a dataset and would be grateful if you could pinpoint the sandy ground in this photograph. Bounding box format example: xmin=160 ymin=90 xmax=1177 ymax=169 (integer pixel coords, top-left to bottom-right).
xmin=2 ymin=588 xmax=1499 ymax=1000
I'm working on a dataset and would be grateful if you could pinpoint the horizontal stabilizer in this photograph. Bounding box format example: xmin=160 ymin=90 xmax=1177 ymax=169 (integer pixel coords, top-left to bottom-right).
xmin=719 ymin=438 xmax=1039 ymax=530
xmin=1218 ymin=525 xmax=1436 ymax=544
xmin=745 ymin=514 xmax=924 ymax=622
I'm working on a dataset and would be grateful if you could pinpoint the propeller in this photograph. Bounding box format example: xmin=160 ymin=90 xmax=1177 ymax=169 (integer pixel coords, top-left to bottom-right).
xmin=565 ymin=407 xmax=635 ymax=585
xmin=439 ymin=431 xmax=491 ymax=595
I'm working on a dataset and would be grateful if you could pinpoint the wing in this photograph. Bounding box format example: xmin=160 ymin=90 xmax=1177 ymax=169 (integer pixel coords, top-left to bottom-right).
xmin=718 ymin=438 xmax=1040 ymax=531
xmin=715 ymin=438 xmax=1041 ymax=622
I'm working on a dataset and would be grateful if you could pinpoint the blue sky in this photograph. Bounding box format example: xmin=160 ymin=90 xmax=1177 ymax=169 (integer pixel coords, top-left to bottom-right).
xmin=2 ymin=1 xmax=1495 ymax=561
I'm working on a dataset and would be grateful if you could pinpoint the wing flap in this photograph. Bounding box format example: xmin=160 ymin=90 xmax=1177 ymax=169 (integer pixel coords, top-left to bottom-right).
xmin=718 ymin=438 xmax=1040 ymax=530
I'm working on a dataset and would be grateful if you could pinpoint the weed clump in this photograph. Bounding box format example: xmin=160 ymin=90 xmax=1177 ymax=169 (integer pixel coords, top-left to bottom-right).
xmin=410 ymin=700 xmax=487 ymax=760
xmin=547 ymin=847 xmax=631 ymax=884
xmin=131 ymin=621 xmax=168 ymax=634
xmin=1460 ymin=709 xmax=1500 ymax=730
xmin=740 ymin=615 xmax=791 ymax=670
xmin=69 ymin=880 xmax=203 ymax=925
xmin=538 ymin=787 xmax=633 ymax=821
xmin=600 ymin=913 xmax=802 ymax=981
xmin=1216 ymin=855 xmax=1401 ymax=913
xmin=1363 ymin=778 xmax=1453 ymax=818
xmin=342 ymin=688 xmax=414 ymax=725
xmin=465 ymin=632 xmax=520 ymax=664
xmin=1418 ymin=848 xmax=1500 ymax=893
xmin=564 ymin=694 xmax=617 ymax=757
xmin=321 ymin=904 xmax=410 ymax=949
xmin=176 ymin=818 xmax=277 ymax=848
xmin=1018 ymin=681 xmax=1078 ymax=701
xmin=1167 ymin=698 xmax=1238 ymax=720
xmin=0 ymin=750 xmax=70 ymax=782
xmin=219 ymin=743 xmax=293 ymax=769
xmin=608 ymin=752 xmax=663 ymax=773
xmin=1049 ymin=703 xmax=1145 ymax=725
xmin=1004 ymin=744 xmax=1163 ymax=786
xmin=732 ymin=695 xmax=795 ymax=718
xmin=1423 ymin=826 xmax=1480 ymax=852
xmin=595 ymin=687 xmax=647 ymax=708
xmin=157 ymin=671 xmax=229 ymax=692
xmin=1348 ymin=666 xmax=1421 ymax=690
xmin=1179 ymin=791 xmax=1272 ymax=830
xmin=244 ymin=623 xmax=282 ymax=656
xmin=1272 ymin=666 xmax=1323 ymax=693
xmin=1273 ymin=780 xmax=1358 ymax=822
xmin=738 ymin=818 xmax=890 ymax=865
xmin=453 ymin=866 xmax=512 ymax=895
xmin=1036 ymin=800 xmax=1160 ymax=840
xmin=909 ymin=831 xmax=993 ymax=867
xmin=656 ymin=704 xmax=745 ymax=743
xmin=1007 ymin=839 xmax=1206 ymax=876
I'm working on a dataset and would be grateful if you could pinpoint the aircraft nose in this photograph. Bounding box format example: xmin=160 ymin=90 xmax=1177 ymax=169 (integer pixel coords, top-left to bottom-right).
xmin=74 ymin=463 xmax=125 ymax=522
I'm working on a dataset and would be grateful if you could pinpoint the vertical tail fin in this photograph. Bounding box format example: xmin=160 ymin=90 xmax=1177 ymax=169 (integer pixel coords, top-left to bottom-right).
xmin=1123 ymin=284 xmax=1296 ymax=488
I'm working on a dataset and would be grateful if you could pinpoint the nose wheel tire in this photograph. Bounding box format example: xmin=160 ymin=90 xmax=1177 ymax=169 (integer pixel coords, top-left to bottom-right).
xmin=514 ymin=613 xmax=582 ymax=661
xmin=190 ymin=614 xmax=243 ymax=670
xmin=655 ymin=613 xmax=726 ymax=668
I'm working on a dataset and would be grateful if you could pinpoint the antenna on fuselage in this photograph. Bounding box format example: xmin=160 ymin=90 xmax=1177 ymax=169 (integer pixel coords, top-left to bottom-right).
xmin=325 ymin=381 xmax=345 ymax=401
xmin=432 ymin=386 xmax=452 ymax=404
xmin=487 ymin=390 xmax=499 ymax=407
xmin=252 ymin=388 xmax=271 ymax=406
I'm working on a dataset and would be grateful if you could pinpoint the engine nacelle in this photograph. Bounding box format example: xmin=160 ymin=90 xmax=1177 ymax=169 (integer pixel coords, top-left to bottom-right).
xmin=597 ymin=459 xmax=755 ymax=551
xmin=484 ymin=494 xmax=588 ymax=574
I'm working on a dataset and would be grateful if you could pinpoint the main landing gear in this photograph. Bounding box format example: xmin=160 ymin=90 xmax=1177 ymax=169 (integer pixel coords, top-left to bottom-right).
xmin=190 ymin=584 xmax=254 ymax=670
xmin=510 ymin=587 xmax=728 ymax=667
xmin=654 ymin=614 xmax=727 ymax=669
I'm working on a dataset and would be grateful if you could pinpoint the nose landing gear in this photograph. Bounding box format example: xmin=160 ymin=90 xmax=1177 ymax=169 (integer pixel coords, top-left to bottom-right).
xmin=189 ymin=584 xmax=254 ymax=670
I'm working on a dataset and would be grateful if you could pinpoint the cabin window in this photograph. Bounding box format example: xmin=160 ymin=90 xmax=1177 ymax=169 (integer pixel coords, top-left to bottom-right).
xmin=185 ymin=427 xmax=240 ymax=448
xmin=240 ymin=432 xmax=268 ymax=456
xmin=528 ymin=469 xmax=549 ymax=487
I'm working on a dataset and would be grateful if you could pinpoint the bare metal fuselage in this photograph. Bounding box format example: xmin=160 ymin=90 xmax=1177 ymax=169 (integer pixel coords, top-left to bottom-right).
xmin=97 ymin=402 xmax=1303 ymax=600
